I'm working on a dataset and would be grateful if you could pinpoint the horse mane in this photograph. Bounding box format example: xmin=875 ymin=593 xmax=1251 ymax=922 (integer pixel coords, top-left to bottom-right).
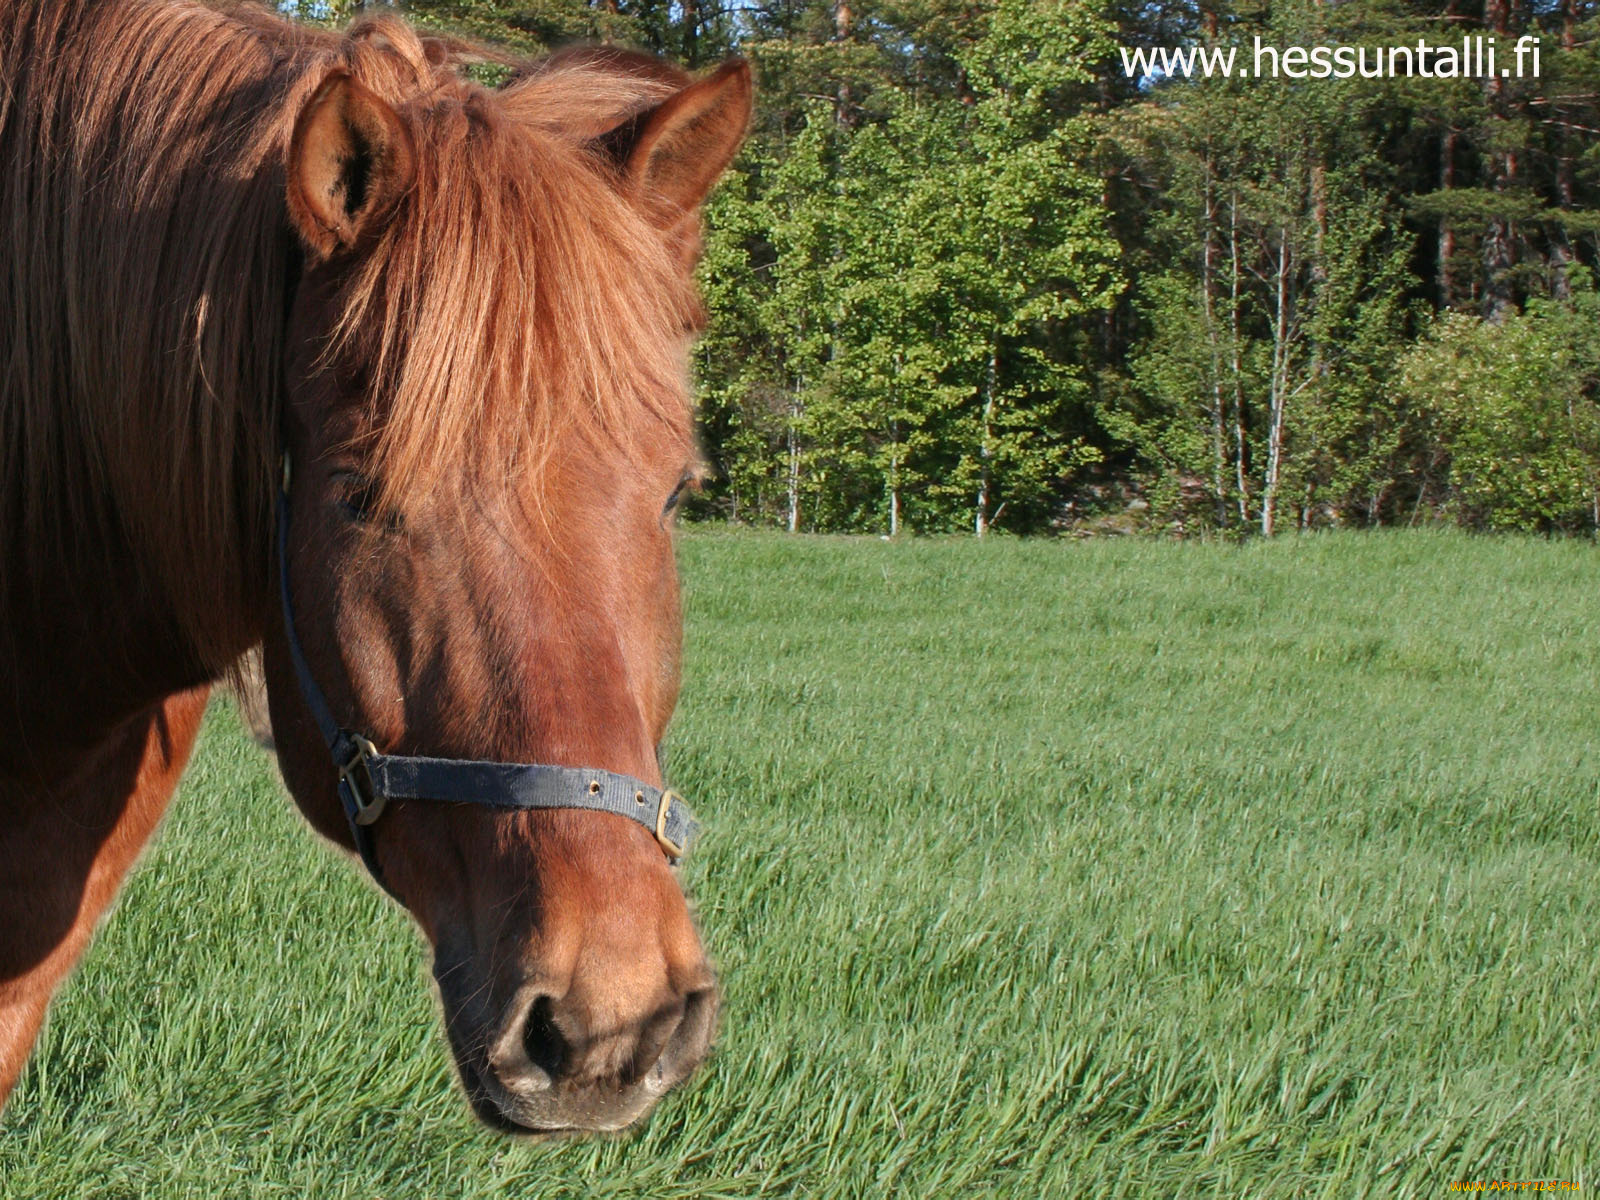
xmin=0 ymin=0 xmax=696 ymax=671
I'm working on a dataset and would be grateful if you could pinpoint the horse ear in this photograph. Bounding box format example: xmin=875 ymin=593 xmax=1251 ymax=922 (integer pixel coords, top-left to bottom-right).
xmin=601 ymin=60 xmax=752 ymax=223
xmin=287 ymin=72 xmax=414 ymax=258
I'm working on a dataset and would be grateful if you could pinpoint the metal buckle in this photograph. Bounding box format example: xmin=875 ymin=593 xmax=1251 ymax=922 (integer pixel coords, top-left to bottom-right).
xmin=655 ymin=789 xmax=687 ymax=859
xmin=338 ymin=734 xmax=386 ymax=826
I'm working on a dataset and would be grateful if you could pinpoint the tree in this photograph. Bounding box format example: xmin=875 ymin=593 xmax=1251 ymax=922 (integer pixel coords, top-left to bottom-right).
xmin=1394 ymin=280 xmax=1600 ymax=532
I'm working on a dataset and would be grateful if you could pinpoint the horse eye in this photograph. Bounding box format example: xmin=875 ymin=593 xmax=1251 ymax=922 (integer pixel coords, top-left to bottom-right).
xmin=334 ymin=474 xmax=394 ymax=529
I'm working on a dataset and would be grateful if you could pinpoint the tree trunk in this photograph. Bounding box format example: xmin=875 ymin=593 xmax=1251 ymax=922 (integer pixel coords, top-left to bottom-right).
xmin=1482 ymin=0 xmax=1517 ymax=322
xmin=888 ymin=415 xmax=901 ymax=538
xmin=1229 ymin=192 xmax=1250 ymax=526
xmin=975 ymin=339 xmax=999 ymax=537
xmin=1483 ymin=156 xmax=1517 ymax=322
xmin=1435 ymin=0 xmax=1460 ymax=307
xmin=682 ymin=0 xmax=700 ymax=67
xmin=1439 ymin=128 xmax=1457 ymax=306
xmin=1261 ymin=227 xmax=1293 ymax=539
xmin=1307 ymin=142 xmax=1328 ymax=514
xmin=833 ymin=1 xmax=854 ymax=127
xmin=787 ymin=386 xmax=802 ymax=534
xmin=1201 ymin=156 xmax=1228 ymax=527
xmin=1551 ymin=0 xmax=1578 ymax=301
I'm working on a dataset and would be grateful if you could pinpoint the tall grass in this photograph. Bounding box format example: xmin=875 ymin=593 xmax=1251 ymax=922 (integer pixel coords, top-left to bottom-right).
xmin=3 ymin=530 xmax=1597 ymax=1197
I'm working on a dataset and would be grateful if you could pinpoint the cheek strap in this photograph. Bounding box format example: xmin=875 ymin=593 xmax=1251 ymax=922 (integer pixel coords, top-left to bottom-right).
xmin=274 ymin=480 xmax=698 ymax=899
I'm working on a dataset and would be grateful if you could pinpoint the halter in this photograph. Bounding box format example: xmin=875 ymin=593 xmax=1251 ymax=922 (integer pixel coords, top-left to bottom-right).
xmin=274 ymin=460 xmax=698 ymax=898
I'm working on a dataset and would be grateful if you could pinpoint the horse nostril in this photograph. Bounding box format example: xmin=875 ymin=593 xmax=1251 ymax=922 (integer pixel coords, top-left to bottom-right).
xmin=522 ymin=995 xmax=567 ymax=1078
xmin=645 ymin=986 xmax=716 ymax=1090
xmin=624 ymin=998 xmax=686 ymax=1086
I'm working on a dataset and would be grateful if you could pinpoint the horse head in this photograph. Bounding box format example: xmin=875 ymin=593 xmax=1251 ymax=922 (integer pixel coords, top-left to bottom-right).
xmin=263 ymin=33 xmax=750 ymax=1133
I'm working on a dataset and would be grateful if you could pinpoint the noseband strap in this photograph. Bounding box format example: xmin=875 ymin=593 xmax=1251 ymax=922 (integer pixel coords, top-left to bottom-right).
xmin=274 ymin=484 xmax=698 ymax=896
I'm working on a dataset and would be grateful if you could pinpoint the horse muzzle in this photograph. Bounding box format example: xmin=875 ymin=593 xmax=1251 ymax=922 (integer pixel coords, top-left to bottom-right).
xmin=439 ymin=965 xmax=718 ymax=1134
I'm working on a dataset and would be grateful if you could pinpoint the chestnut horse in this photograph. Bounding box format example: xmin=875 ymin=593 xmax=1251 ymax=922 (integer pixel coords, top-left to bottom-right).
xmin=0 ymin=0 xmax=750 ymax=1133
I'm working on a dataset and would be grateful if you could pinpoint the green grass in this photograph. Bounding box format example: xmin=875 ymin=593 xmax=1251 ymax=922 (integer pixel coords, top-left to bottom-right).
xmin=3 ymin=529 xmax=1598 ymax=1198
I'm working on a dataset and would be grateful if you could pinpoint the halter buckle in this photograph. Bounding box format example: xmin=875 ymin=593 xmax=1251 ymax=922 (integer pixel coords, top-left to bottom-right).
xmin=338 ymin=734 xmax=387 ymax=826
xmin=655 ymin=789 xmax=687 ymax=859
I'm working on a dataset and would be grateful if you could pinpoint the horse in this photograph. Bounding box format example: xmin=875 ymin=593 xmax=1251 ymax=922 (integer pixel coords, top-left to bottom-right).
xmin=0 ymin=0 xmax=751 ymax=1134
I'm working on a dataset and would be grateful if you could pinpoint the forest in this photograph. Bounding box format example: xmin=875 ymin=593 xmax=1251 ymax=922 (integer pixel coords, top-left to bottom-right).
xmin=292 ymin=0 xmax=1600 ymax=537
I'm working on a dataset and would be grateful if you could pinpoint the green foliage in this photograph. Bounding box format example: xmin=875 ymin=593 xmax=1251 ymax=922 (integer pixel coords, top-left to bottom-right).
xmin=1090 ymin=0 xmax=1600 ymax=536
xmin=1102 ymin=21 xmax=1435 ymax=535
xmin=6 ymin=531 xmax=1600 ymax=1194
xmin=697 ymin=0 xmax=1121 ymax=535
xmin=1394 ymin=286 xmax=1600 ymax=532
xmin=275 ymin=0 xmax=1600 ymax=537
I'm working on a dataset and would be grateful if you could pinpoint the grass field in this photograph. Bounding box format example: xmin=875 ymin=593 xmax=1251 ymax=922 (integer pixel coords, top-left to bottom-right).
xmin=2 ymin=529 xmax=1598 ymax=1198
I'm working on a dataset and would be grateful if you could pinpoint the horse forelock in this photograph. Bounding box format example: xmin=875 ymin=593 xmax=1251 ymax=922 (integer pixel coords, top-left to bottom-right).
xmin=1 ymin=0 xmax=699 ymax=672
xmin=328 ymin=53 xmax=699 ymax=519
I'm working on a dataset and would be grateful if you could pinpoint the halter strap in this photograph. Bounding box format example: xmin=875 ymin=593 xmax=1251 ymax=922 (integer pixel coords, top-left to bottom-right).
xmin=274 ymin=481 xmax=698 ymax=897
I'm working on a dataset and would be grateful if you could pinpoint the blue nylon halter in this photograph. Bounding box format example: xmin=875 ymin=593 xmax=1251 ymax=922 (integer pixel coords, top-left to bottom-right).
xmin=274 ymin=474 xmax=698 ymax=897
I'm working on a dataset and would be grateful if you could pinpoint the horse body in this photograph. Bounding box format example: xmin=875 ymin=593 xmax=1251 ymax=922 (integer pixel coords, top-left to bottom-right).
xmin=0 ymin=0 xmax=750 ymax=1130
